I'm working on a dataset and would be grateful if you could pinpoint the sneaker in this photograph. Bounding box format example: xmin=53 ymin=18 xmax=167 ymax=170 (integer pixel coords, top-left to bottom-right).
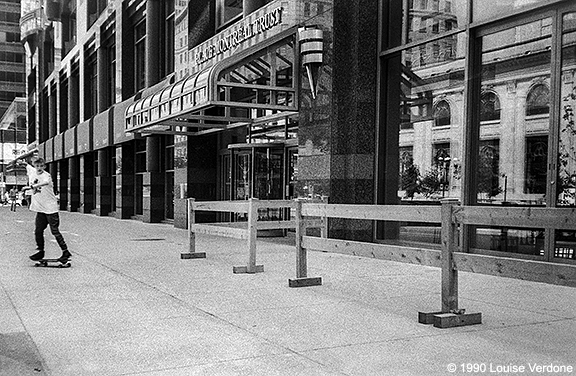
xmin=57 ymin=250 xmax=71 ymax=263
xmin=29 ymin=250 xmax=45 ymax=261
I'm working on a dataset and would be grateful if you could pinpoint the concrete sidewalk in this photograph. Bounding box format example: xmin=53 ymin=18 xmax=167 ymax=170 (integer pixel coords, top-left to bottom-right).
xmin=0 ymin=207 xmax=575 ymax=376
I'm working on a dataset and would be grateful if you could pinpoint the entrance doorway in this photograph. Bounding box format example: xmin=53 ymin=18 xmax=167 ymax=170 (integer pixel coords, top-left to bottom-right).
xmin=223 ymin=141 xmax=297 ymax=233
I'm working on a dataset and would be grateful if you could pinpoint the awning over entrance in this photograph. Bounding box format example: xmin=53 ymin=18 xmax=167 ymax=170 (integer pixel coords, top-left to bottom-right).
xmin=125 ymin=35 xmax=299 ymax=137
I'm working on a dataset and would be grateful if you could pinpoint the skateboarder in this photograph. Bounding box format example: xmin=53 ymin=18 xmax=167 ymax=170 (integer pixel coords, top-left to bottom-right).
xmin=17 ymin=157 xmax=71 ymax=263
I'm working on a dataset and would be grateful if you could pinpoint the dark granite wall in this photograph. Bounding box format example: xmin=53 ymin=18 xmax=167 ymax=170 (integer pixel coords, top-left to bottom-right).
xmin=297 ymin=0 xmax=379 ymax=241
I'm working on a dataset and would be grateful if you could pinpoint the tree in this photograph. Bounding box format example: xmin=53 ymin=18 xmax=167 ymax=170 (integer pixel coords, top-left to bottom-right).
xmin=477 ymin=155 xmax=502 ymax=199
xmin=400 ymin=160 xmax=421 ymax=199
xmin=419 ymin=169 xmax=442 ymax=198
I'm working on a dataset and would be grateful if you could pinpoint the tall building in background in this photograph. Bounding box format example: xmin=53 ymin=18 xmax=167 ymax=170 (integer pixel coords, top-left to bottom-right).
xmin=0 ymin=0 xmax=25 ymax=117
xmin=0 ymin=0 xmax=26 ymax=197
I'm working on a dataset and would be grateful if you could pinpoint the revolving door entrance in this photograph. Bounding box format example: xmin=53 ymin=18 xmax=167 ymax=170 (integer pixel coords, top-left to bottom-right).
xmin=228 ymin=143 xmax=293 ymax=233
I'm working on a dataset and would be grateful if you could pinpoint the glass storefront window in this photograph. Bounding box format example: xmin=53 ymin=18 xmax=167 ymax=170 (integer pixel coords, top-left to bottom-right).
xmin=382 ymin=1 xmax=576 ymax=261
xmin=388 ymin=0 xmax=466 ymax=49
xmin=555 ymin=11 xmax=576 ymax=260
xmin=477 ymin=17 xmax=552 ymax=206
xmin=395 ymin=33 xmax=466 ymax=203
xmin=379 ymin=32 xmax=466 ymax=245
xmin=472 ymin=16 xmax=553 ymax=256
xmin=473 ymin=0 xmax=562 ymax=24
xmin=217 ymin=0 xmax=242 ymax=30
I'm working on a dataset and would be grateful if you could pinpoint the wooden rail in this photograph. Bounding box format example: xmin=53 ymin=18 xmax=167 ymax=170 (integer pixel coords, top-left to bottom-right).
xmin=181 ymin=198 xmax=298 ymax=274
xmin=182 ymin=198 xmax=576 ymax=328
xmin=295 ymin=200 xmax=576 ymax=328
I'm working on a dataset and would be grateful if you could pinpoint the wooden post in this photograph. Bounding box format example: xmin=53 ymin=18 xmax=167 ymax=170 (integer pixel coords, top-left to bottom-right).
xmin=233 ymin=198 xmax=264 ymax=273
xmin=441 ymin=199 xmax=458 ymax=312
xmin=181 ymin=198 xmax=206 ymax=259
xmin=296 ymin=200 xmax=307 ymax=278
xmin=289 ymin=200 xmax=322 ymax=287
xmin=189 ymin=198 xmax=195 ymax=253
xmin=418 ymin=200 xmax=481 ymax=328
xmin=320 ymin=213 xmax=328 ymax=238
xmin=247 ymin=198 xmax=258 ymax=273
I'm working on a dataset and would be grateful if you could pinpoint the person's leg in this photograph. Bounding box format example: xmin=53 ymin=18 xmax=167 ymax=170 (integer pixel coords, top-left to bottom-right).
xmin=30 ymin=213 xmax=49 ymax=260
xmin=47 ymin=213 xmax=70 ymax=261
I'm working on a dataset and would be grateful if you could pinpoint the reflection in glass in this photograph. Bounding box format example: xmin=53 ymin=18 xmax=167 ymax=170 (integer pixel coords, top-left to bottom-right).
xmin=433 ymin=100 xmax=451 ymax=126
xmin=217 ymin=0 xmax=242 ymax=29
xmin=397 ymin=33 xmax=465 ymax=202
xmin=478 ymin=17 xmax=552 ymax=206
xmin=526 ymin=84 xmax=550 ymax=116
xmin=477 ymin=140 xmax=500 ymax=202
xmin=473 ymin=17 xmax=552 ymax=256
xmin=555 ymin=12 xmax=576 ymax=259
xmin=473 ymin=0 xmax=558 ymax=24
xmin=401 ymin=0 xmax=464 ymax=46
xmin=380 ymin=33 xmax=466 ymax=245
xmin=480 ymin=92 xmax=500 ymax=122
xmin=475 ymin=227 xmax=545 ymax=256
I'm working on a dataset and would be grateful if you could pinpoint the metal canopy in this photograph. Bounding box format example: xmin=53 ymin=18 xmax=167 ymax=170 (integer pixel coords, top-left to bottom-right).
xmin=125 ymin=36 xmax=299 ymax=137
xmin=125 ymin=66 xmax=298 ymax=137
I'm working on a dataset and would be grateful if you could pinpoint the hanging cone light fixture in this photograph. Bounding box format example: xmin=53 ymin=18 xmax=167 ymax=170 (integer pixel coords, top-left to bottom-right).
xmin=299 ymin=28 xmax=324 ymax=99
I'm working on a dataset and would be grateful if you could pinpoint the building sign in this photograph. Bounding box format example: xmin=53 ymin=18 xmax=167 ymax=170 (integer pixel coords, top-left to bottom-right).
xmin=194 ymin=7 xmax=283 ymax=65
xmin=0 ymin=144 xmax=27 ymax=162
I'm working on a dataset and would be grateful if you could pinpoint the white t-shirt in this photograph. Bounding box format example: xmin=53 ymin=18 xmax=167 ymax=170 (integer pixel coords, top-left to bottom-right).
xmin=26 ymin=165 xmax=59 ymax=214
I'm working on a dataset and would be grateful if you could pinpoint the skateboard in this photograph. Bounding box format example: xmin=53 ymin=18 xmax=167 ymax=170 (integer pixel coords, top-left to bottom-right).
xmin=34 ymin=259 xmax=71 ymax=268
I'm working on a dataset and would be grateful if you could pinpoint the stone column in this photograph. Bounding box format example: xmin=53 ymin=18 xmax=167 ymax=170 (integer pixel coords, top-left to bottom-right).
xmin=79 ymin=154 xmax=94 ymax=213
xmin=48 ymin=89 xmax=56 ymax=138
xmin=58 ymin=159 xmax=68 ymax=211
xmin=145 ymin=0 xmax=161 ymax=87
xmin=142 ymin=136 xmax=164 ymax=223
xmin=296 ymin=0 xmax=379 ymax=241
xmin=97 ymin=42 xmax=107 ymax=113
xmin=138 ymin=0 xmax=165 ymax=223
xmin=173 ymin=135 xmax=218 ymax=228
xmin=114 ymin=144 xmax=135 ymax=219
xmin=67 ymin=156 xmax=80 ymax=211
xmin=94 ymin=148 xmax=111 ymax=216
xmin=68 ymin=70 xmax=80 ymax=128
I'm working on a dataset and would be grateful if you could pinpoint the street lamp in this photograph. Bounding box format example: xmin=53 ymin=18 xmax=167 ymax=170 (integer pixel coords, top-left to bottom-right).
xmin=437 ymin=154 xmax=451 ymax=198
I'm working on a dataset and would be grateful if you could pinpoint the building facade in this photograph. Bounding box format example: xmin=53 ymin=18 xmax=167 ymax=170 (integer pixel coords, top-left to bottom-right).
xmin=23 ymin=0 xmax=576 ymax=264
xmin=377 ymin=0 xmax=576 ymax=262
xmin=23 ymin=0 xmax=378 ymax=239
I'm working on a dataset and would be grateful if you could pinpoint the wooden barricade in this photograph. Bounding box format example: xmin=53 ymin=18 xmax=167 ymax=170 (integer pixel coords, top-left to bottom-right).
xmin=288 ymin=199 xmax=324 ymax=287
xmin=297 ymin=199 xmax=576 ymax=328
xmin=181 ymin=198 xmax=296 ymax=274
xmin=182 ymin=197 xmax=576 ymax=329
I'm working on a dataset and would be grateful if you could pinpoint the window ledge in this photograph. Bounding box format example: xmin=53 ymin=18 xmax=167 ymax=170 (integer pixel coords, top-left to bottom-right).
xmin=525 ymin=113 xmax=549 ymax=120
xmin=480 ymin=120 xmax=500 ymax=125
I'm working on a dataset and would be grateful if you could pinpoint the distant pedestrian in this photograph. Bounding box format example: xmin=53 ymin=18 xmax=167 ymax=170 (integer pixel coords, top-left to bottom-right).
xmin=9 ymin=188 xmax=17 ymax=212
xmin=17 ymin=158 xmax=71 ymax=263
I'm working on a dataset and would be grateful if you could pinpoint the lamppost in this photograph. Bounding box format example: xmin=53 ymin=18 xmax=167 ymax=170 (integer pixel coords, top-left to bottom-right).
xmin=501 ymin=173 xmax=508 ymax=203
xmin=437 ymin=153 xmax=451 ymax=198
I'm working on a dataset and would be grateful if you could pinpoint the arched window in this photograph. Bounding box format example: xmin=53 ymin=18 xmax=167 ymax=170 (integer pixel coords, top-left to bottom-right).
xmin=480 ymin=92 xmax=500 ymax=121
xmin=433 ymin=100 xmax=451 ymax=126
xmin=526 ymin=84 xmax=550 ymax=116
